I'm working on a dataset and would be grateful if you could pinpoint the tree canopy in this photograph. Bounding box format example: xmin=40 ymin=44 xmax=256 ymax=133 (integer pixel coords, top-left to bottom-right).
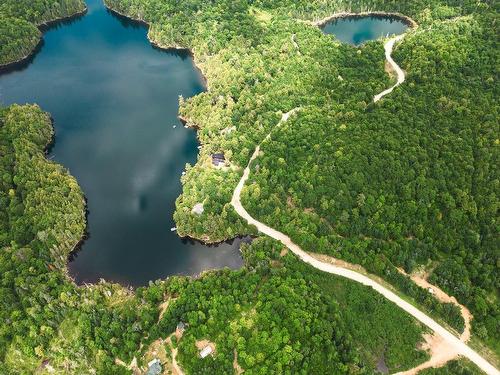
xmin=0 ymin=0 xmax=85 ymax=66
xmin=0 ymin=0 xmax=498 ymax=372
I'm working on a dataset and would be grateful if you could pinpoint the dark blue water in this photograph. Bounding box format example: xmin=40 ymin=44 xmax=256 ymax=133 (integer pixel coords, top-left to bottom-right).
xmin=0 ymin=0 xmax=244 ymax=286
xmin=321 ymin=16 xmax=408 ymax=45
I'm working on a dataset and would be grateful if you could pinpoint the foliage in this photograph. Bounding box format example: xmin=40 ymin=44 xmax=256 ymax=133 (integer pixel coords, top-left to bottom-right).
xmin=0 ymin=105 xmax=425 ymax=373
xmin=0 ymin=0 xmax=85 ymax=66
xmin=1 ymin=0 xmax=498 ymax=371
xmin=105 ymin=0 xmax=499 ymax=350
xmin=153 ymin=237 xmax=427 ymax=374
xmin=419 ymin=359 xmax=483 ymax=375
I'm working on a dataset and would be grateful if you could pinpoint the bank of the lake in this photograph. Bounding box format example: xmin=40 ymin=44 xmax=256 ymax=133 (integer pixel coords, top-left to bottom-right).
xmin=0 ymin=0 xmax=87 ymax=68
xmin=0 ymin=0 xmax=243 ymax=287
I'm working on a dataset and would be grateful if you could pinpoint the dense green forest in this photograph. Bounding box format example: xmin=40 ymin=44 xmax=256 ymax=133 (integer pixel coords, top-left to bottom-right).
xmin=0 ymin=0 xmax=85 ymax=66
xmin=102 ymin=0 xmax=498 ymax=355
xmin=0 ymin=105 xmax=433 ymax=373
xmin=242 ymin=9 xmax=499 ymax=353
xmin=1 ymin=0 xmax=498 ymax=373
xmin=420 ymin=359 xmax=483 ymax=375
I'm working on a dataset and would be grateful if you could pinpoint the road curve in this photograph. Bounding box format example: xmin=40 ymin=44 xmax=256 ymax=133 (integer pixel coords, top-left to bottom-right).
xmin=230 ymin=110 xmax=499 ymax=375
xmin=374 ymin=34 xmax=406 ymax=102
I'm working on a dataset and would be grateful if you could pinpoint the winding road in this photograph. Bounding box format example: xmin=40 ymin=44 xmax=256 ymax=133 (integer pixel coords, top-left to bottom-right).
xmin=230 ymin=36 xmax=499 ymax=375
xmin=374 ymin=34 xmax=406 ymax=102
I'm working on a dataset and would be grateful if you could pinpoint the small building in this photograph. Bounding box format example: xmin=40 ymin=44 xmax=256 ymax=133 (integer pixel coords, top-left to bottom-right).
xmin=212 ymin=153 xmax=225 ymax=167
xmin=199 ymin=345 xmax=213 ymax=359
xmin=176 ymin=321 xmax=186 ymax=333
xmin=191 ymin=203 xmax=204 ymax=215
xmin=221 ymin=126 xmax=236 ymax=135
xmin=428 ymin=287 xmax=435 ymax=295
xmin=146 ymin=359 xmax=162 ymax=375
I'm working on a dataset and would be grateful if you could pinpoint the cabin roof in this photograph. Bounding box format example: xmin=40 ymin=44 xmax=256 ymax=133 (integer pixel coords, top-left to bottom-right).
xmin=200 ymin=346 xmax=213 ymax=358
xmin=191 ymin=203 xmax=204 ymax=215
xmin=146 ymin=359 xmax=162 ymax=375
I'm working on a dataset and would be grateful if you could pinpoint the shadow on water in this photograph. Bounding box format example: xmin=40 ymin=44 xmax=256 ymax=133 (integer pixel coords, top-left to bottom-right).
xmin=106 ymin=8 xmax=192 ymax=60
xmin=0 ymin=40 xmax=45 ymax=75
xmin=0 ymin=0 xmax=245 ymax=287
xmin=106 ymin=8 xmax=145 ymax=30
xmin=39 ymin=10 xmax=89 ymax=31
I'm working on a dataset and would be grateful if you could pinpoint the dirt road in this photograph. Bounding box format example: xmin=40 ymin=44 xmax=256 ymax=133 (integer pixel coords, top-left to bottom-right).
xmin=230 ymin=109 xmax=499 ymax=375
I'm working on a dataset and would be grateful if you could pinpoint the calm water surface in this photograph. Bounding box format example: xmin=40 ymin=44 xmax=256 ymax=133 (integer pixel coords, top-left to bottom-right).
xmin=0 ymin=0 xmax=244 ymax=286
xmin=321 ymin=16 xmax=408 ymax=45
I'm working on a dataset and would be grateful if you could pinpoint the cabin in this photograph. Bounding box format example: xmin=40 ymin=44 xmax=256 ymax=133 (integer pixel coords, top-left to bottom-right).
xmin=146 ymin=359 xmax=162 ymax=375
xmin=176 ymin=321 xmax=186 ymax=333
xmin=212 ymin=153 xmax=225 ymax=167
xmin=199 ymin=345 xmax=214 ymax=359
xmin=191 ymin=203 xmax=204 ymax=215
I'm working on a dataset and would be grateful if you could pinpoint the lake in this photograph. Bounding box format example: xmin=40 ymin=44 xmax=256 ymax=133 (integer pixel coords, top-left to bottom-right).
xmin=0 ymin=0 xmax=244 ymax=287
xmin=320 ymin=15 xmax=409 ymax=45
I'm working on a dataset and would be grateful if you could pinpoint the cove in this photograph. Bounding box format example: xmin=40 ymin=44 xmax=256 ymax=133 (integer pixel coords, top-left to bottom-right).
xmin=320 ymin=15 xmax=409 ymax=45
xmin=0 ymin=0 xmax=244 ymax=287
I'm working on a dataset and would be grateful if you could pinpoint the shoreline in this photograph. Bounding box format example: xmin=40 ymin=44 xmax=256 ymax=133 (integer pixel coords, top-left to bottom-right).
xmin=0 ymin=7 xmax=88 ymax=71
xmin=0 ymin=38 xmax=43 ymax=72
xmin=18 ymin=1 xmax=242 ymax=288
xmin=105 ymin=3 xmax=223 ymax=244
xmin=104 ymin=6 xmax=209 ymax=90
xmin=45 ymin=116 xmax=89 ymax=270
xmin=68 ymin=234 xmax=250 ymax=289
xmin=311 ymin=11 xmax=418 ymax=29
xmin=178 ymin=115 xmax=201 ymax=130
xmin=38 ymin=6 xmax=88 ymax=29
xmin=38 ymin=112 xmax=89 ymax=285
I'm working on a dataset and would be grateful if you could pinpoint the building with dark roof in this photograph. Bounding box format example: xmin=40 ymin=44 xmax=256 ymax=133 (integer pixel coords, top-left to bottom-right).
xmin=212 ymin=153 xmax=225 ymax=166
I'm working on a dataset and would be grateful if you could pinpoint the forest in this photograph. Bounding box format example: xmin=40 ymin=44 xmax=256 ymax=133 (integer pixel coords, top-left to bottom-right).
xmin=104 ymin=0 xmax=499 ymax=356
xmin=0 ymin=0 xmax=498 ymax=373
xmin=0 ymin=105 xmax=435 ymax=373
xmin=0 ymin=0 xmax=85 ymax=66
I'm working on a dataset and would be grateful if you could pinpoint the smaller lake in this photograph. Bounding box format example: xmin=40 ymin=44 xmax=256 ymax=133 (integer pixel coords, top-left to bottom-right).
xmin=321 ymin=16 xmax=408 ymax=45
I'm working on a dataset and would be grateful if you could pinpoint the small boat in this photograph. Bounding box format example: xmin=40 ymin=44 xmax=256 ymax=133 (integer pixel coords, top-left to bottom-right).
xmin=170 ymin=227 xmax=177 ymax=232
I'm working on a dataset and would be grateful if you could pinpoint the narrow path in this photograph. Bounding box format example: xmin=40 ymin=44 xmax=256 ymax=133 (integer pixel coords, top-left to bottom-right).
xmin=374 ymin=34 xmax=406 ymax=102
xmin=395 ymin=270 xmax=473 ymax=374
xmin=397 ymin=333 xmax=460 ymax=375
xmin=165 ymin=336 xmax=185 ymax=375
xmin=230 ymin=110 xmax=499 ymax=375
xmin=401 ymin=269 xmax=472 ymax=343
xmin=171 ymin=346 xmax=184 ymax=375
